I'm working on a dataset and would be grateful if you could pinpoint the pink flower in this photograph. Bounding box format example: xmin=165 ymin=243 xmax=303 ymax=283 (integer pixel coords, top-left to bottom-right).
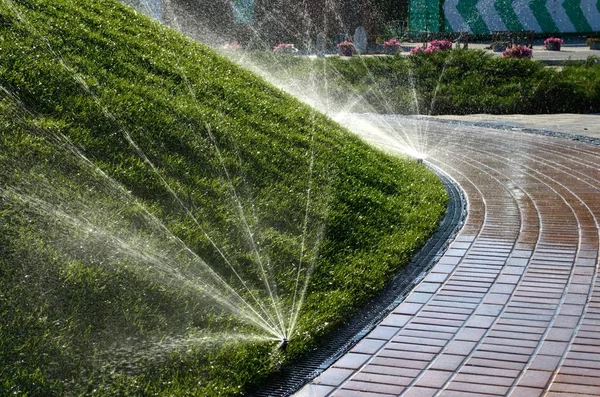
xmin=409 ymin=39 xmax=453 ymax=55
xmin=337 ymin=40 xmax=355 ymax=50
xmin=502 ymin=45 xmax=533 ymax=59
xmin=383 ymin=38 xmax=401 ymax=49
xmin=544 ymin=37 xmax=563 ymax=46
xmin=428 ymin=39 xmax=452 ymax=51
xmin=409 ymin=45 xmax=424 ymax=54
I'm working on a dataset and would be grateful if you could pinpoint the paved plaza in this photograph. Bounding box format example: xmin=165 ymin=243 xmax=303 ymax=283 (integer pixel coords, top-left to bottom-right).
xmin=298 ymin=114 xmax=600 ymax=396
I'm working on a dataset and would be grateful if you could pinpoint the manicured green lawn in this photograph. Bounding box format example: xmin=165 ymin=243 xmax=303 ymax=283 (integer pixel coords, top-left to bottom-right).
xmin=0 ymin=0 xmax=447 ymax=395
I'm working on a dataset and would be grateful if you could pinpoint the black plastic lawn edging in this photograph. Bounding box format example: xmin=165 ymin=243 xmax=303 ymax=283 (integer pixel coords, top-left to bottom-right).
xmin=249 ymin=165 xmax=467 ymax=397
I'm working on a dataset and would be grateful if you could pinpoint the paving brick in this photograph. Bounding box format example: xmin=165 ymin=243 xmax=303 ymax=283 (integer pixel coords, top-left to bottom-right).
xmin=342 ymin=380 xmax=405 ymax=395
xmin=386 ymin=341 xmax=442 ymax=354
xmin=444 ymin=340 xmax=478 ymax=356
xmin=484 ymin=337 xmax=538 ymax=349
xmin=351 ymin=339 xmax=387 ymax=354
xmin=477 ymin=342 xmax=534 ymax=356
xmin=549 ymin=383 xmax=600 ymax=395
xmin=405 ymin=372 xmax=450 ymax=391
xmin=401 ymin=329 xmax=455 ymax=340
xmin=377 ymin=348 xmax=435 ymax=362
xmin=352 ymin=372 xmax=413 ymax=387
xmin=517 ymin=370 xmax=552 ymax=388
xmin=333 ymin=388 xmax=393 ymax=397
xmin=465 ymin=315 xmax=496 ymax=329
xmin=455 ymin=327 xmax=487 ymax=342
xmin=510 ymin=386 xmax=544 ymax=397
xmin=406 ymin=292 xmax=434 ymax=304
xmin=333 ymin=353 xmax=371 ymax=370
xmin=296 ymin=384 xmax=335 ymax=397
xmin=458 ymin=365 xmax=520 ymax=378
xmin=366 ymin=326 xmax=400 ymax=340
xmin=528 ymin=354 xmax=562 ymax=371
xmin=546 ymin=327 xmax=575 ymax=342
xmin=401 ymin=386 xmax=437 ymax=397
xmin=430 ymin=354 xmax=465 ymax=371
xmin=361 ymin=364 xmax=420 ymax=378
xmin=300 ymin=124 xmax=600 ymax=396
xmin=445 ymin=380 xmax=510 ymax=395
xmin=453 ymin=373 xmax=514 ymax=386
xmin=553 ymin=315 xmax=580 ymax=328
xmin=475 ymin=304 xmax=504 ymax=316
xmin=415 ymin=282 xmax=442 ymax=293
xmin=537 ymin=341 xmax=568 ymax=356
xmin=554 ymin=374 xmax=600 ymax=386
xmin=391 ymin=335 xmax=448 ymax=347
xmin=393 ymin=302 xmax=423 ymax=315
xmin=380 ymin=314 xmax=411 ymax=327
xmin=370 ymin=357 xmax=428 ymax=370
xmin=313 ymin=368 xmax=354 ymax=386
xmin=423 ymin=272 xmax=450 ymax=283
xmin=466 ymin=357 xmax=526 ymax=371
xmin=558 ymin=366 xmax=600 ymax=377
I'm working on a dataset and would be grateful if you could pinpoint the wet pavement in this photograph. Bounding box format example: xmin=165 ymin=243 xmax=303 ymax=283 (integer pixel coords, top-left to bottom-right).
xmin=297 ymin=115 xmax=600 ymax=396
xmin=429 ymin=114 xmax=600 ymax=140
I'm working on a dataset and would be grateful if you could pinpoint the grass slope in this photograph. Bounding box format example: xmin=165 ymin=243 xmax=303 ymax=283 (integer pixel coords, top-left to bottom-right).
xmin=246 ymin=49 xmax=600 ymax=115
xmin=0 ymin=0 xmax=447 ymax=395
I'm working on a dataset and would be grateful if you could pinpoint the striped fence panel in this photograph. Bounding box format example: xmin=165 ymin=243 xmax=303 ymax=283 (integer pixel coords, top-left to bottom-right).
xmin=410 ymin=0 xmax=600 ymax=34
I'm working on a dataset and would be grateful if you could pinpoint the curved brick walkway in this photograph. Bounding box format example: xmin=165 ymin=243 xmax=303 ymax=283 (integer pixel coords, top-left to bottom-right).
xmin=298 ymin=116 xmax=600 ymax=397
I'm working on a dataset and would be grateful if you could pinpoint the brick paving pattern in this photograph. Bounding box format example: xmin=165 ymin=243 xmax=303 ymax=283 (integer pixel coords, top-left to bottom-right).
xmin=297 ymin=118 xmax=600 ymax=396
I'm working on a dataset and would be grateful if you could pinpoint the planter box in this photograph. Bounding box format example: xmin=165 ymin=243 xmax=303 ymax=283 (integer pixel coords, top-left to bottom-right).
xmin=545 ymin=42 xmax=561 ymax=51
xmin=590 ymin=41 xmax=600 ymax=50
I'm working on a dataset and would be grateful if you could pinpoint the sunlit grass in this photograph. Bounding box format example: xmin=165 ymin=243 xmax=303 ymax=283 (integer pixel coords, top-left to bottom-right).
xmin=0 ymin=0 xmax=447 ymax=395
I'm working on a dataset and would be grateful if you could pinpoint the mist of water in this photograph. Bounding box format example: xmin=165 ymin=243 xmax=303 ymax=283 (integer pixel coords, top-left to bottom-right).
xmin=1 ymin=0 xmax=331 ymax=352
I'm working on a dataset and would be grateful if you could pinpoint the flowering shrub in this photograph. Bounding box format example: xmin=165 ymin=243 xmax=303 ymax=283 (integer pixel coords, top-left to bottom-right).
xmin=337 ymin=40 xmax=355 ymax=55
xmin=544 ymin=37 xmax=563 ymax=50
xmin=428 ymin=39 xmax=453 ymax=51
xmin=409 ymin=39 xmax=453 ymax=55
xmin=409 ymin=45 xmax=425 ymax=54
xmin=502 ymin=45 xmax=533 ymax=59
xmin=544 ymin=37 xmax=563 ymax=46
xmin=383 ymin=38 xmax=401 ymax=52
xmin=273 ymin=43 xmax=298 ymax=54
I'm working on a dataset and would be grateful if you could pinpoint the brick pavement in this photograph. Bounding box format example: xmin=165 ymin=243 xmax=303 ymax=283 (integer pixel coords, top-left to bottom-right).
xmin=297 ymin=116 xmax=600 ymax=396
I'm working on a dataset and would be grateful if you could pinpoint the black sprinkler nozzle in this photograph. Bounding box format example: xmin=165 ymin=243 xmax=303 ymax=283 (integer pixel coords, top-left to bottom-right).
xmin=278 ymin=338 xmax=288 ymax=351
xmin=416 ymin=158 xmax=424 ymax=164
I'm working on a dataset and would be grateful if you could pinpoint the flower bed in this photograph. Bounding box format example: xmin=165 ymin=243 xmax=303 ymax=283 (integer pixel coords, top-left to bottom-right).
xmin=410 ymin=39 xmax=453 ymax=55
xmin=383 ymin=38 xmax=401 ymax=54
xmin=337 ymin=40 xmax=355 ymax=56
xmin=544 ymin=37 xmax=563 ymax=51
xmin=502 ymin=45 xmax=533 ymax=59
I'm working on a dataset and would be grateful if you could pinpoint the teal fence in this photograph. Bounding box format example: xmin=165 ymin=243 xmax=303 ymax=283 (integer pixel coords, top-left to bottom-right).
xmin=409 ymin=0 xmax=600 ymax=34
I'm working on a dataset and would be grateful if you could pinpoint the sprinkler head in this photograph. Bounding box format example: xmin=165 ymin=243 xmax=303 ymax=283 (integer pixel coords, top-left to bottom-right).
xmin=278 ymin=338 xmax=288 ymax=351
xmin=416 ymin=158 xmax=424 ymax=164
